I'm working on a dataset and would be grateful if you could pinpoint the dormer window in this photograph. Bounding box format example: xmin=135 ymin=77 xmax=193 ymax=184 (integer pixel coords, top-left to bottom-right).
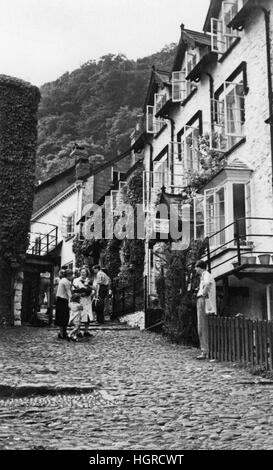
xmin=146 ymin=104 xmax=165 ymax=134
xmin=171 ymin=51 xmax=198 ymax=103
xmin=211 ymin=0 xmax=243 ymax=55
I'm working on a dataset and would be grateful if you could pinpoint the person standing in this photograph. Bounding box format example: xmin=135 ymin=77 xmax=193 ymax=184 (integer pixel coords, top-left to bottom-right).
xmin=72 ymin=267 xmax=94 ymax=337
xmin=92 ymin=265 xmax=110 ymax=324
xmin=55 ymin=268 xmax=73 ymax=339
xmin=195 ymin=260 xmax=216 ymax=359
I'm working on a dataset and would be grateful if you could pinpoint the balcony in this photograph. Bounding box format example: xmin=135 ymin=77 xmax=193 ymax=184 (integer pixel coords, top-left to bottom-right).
xmin=28 ymin=222 xmax=58 ymax=257
xmin=200 ymin=217 xmax=273 ymax=281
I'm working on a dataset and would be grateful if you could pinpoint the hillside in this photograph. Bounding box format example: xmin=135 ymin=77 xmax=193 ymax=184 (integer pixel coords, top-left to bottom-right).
xmin=37 ymin=43 xmax=177 ymax=181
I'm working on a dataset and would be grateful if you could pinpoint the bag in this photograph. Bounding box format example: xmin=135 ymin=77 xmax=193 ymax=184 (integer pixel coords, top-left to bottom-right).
xmin=92 ymin=296 xmax=103 ymax=312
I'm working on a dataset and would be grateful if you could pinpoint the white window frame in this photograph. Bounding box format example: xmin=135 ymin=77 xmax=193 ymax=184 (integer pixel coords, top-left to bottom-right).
xmin=154 ymin=92 xmax=168 ymax=115
xmin=210 ymin=1 xmax=241 ymax=55
xmin=211 ymin=77 xmax=245 ymax=152
xmin=194 ymin=194 xmax=205 ymax=240
xmin=110 ymin=190 xmax=119 ymax=215
xmin=171 ymin=71 xmax=187 ymax=102
xmin=62 ymin=212 xmax=75 ymax=240
xmin=204 ymin=185 xmax=227 ymax=248
xmin=146 ymin=104 xmax=165 ymax=134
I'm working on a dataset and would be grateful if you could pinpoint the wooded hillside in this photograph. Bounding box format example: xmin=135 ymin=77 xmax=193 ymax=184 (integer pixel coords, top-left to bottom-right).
xmin=37 ymin=44 xmax=176 ymax=181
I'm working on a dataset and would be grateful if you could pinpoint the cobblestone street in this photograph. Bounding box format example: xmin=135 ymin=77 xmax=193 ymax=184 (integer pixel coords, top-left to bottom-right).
xmin=1 ymin=325 xmax=273 ymax=450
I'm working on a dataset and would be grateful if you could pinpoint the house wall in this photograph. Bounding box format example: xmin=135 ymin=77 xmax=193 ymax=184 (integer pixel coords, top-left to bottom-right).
xmin=31 ymin=188 xmax=79 ymax=268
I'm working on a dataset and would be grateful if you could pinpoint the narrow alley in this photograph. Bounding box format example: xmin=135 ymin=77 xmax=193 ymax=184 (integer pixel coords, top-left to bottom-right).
xmin=0 ymin=326 xmax=273 ymax=450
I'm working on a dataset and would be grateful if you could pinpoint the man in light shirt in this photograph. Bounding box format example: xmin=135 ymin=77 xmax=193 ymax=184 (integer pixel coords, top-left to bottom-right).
xmin=195 ymin=260 xmax=216 ymax=359
xmin=92 ymin=265 xmax=110 ymax=324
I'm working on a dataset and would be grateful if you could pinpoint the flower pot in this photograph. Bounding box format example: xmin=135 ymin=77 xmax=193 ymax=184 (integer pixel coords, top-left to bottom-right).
xmin=240 ymin=256 xmax=248 ymax=265
xmin=247 ymin=256 xmax=256 ymax=264
xmin=258 ymin=254 xmax=271 ymax=264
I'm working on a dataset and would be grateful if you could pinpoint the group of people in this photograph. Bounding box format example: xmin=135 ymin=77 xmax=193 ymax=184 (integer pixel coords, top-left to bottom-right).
xmin=55 ymin=264 xmax=111 ymax=341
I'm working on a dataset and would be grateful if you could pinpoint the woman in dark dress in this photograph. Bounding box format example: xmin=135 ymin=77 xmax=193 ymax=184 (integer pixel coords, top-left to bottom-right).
xmin=55 ymin=269 xmax=73 ymax=339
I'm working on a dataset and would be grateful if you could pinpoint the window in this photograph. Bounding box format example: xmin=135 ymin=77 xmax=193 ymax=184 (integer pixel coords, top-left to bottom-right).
xmin=61 ymin=213 xmax=75 ymax=240
xmin=110 ymin=190 xmax=119 ymax=215
xmin=146 ymin=103 xmax=165 ymax=134
xmin=194 ymin=180 xmax=251 ymax=248
xmin=117 ymin=181 xmax=127 ymax=206
xmin=211 ymin=0 xmax=242 ymax=55
xmin=154 ymin=92 xmax=168 ymax=115
xmin=212 ymin=79 xmax=245 ymax=152
xmin=171 ymin=52 xmax=197 ymax=103
xmin=111 ymin=169 xmax=126 ymax=184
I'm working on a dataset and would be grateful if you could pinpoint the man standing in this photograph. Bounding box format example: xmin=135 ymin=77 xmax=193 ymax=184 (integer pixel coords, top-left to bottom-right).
xmin=92 ymin=265 xmax=110 ymax=324
xmin=195 ymin=260 xmax=216 ymax=359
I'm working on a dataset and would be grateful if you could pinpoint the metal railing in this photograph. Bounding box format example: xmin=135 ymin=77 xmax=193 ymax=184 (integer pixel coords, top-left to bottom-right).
xmin=27 ymin=222 xmax=58 ymax=256
xmin=201 ymin=217 xmax=273 ymax=272
xmin=112 ymin=277 xmax=145 ymax=318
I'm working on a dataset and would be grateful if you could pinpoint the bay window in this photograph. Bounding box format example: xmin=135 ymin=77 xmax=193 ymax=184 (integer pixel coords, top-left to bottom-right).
xmin=194 ymin=180 xmax=251 ymax=249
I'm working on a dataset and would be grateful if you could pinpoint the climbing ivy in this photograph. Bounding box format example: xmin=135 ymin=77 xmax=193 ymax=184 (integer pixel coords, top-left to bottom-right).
xmin=0 ymin=75 xmax=40 ymax=323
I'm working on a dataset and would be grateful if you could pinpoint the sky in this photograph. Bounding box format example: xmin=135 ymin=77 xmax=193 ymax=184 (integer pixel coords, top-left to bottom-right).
xmin=0 ymin=0 xmax=211 ymax=86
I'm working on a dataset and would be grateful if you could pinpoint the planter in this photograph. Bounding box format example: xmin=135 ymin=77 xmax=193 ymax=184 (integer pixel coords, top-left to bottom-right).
xmin=247 ymin=256 xmax=256 ymax=264
xmin=240 ymin=256 xmax=248 ymax=265
xmin=258 ymin=254 xmax=271 ymax=264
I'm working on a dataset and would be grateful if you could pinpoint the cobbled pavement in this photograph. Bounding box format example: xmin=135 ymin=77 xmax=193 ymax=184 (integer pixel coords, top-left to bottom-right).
xmin=0 ymin=326 xmax=273 ymax=450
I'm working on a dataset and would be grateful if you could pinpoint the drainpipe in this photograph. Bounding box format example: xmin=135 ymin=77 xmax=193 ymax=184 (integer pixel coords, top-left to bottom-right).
xmin=261 ymin=6 xmax=273 ymax=187
xmin=146 ymin=141 xmax=153 ymax=298
xmin=162 ymin=116 xmax=175 ymax=189
xmin=203 ymin=72 xmax=215 ymax=134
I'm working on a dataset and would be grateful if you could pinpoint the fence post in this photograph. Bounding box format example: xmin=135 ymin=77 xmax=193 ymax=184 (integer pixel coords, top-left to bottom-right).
xmin=46 ymin=233 xmax=50 ymax=254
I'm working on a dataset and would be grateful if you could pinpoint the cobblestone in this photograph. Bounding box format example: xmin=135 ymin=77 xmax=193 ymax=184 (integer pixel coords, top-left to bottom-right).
xmin=0 ymin=326 xmax=273 ymax=449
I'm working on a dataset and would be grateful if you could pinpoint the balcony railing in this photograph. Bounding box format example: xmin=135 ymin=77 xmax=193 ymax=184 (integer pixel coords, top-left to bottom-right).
xmin=200 ymin=217 xmax=273 ymax=272
xmin=28 ymin=222 xmax=58 ymax=257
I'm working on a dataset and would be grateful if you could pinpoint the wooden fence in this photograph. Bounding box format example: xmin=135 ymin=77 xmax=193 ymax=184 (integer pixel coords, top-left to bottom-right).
xmin=208 ymin=315 xmax=273 ymax=370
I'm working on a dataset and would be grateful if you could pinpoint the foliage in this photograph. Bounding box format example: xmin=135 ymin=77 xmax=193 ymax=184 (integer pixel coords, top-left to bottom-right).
xmin=0 ymin=75 xmax=40 ymax=322
xmin=37 ymin=46 xmax=177 ymax=181
xmin=155 ymin=239 xmax=207 ymax=345
xmin=186 ymin=134 xmax=227 ymax=194
xmin=72 ymin=235 xmax=106 ymax=270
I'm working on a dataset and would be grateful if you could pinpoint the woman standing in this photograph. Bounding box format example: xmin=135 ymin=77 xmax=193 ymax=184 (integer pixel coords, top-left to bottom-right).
xmin=55 ymin=268 xmax=73 ymax=339
xmin=72 ymin=267 xmax=94 ymax=337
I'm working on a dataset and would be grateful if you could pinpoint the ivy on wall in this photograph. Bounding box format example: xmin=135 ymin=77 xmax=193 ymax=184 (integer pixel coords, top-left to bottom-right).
xmin=155 ymin=237 xmax=208 ymax=345
xmin=0 ymin=75 xmax=40 ymax=323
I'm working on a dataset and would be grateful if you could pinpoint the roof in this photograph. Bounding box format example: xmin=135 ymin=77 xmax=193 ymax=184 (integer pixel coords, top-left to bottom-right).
xmin=186 ymin=51 xmax=218 ymax=81
xmin=35 ymin=165 xmax=76 ymax=192
xmin=172 ymin=25 xmax=211 ymax=72
xmin=224 ymin=157 xmax=253 ymax=171
xmin=143 ymin=66 xmax=171 ymax=110
xmin=203 ymin=0 xmax=222 ymax=33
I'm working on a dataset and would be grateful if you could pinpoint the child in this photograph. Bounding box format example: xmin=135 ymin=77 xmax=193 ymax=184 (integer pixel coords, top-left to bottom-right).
xmin=68 ymin=293 xmax=83 ymax=341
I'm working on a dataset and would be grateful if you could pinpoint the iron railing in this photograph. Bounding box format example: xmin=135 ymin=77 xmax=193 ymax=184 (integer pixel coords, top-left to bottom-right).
xmin=201 ymin=217 xmax=273 ymax=272
xmin=28 ymin=222 xmax=58 ymax=256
